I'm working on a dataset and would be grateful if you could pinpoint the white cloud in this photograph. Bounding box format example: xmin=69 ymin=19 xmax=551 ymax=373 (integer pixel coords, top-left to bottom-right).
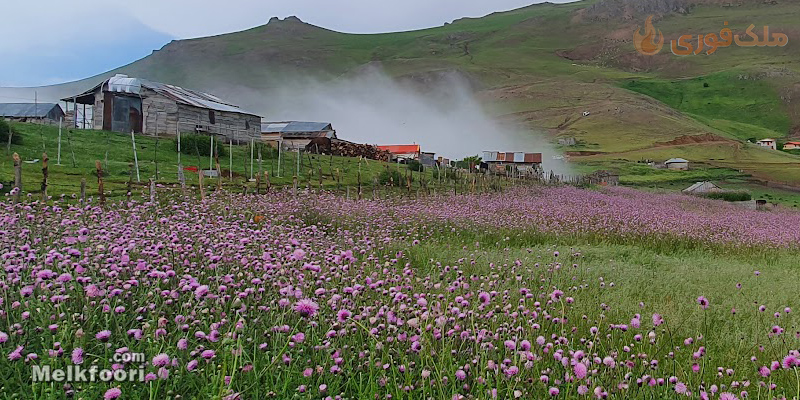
xmin=0 ymin=1 xmax=165 ymax=53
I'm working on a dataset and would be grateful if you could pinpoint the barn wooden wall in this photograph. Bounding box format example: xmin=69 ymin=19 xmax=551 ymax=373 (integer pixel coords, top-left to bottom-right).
xmin=82 ymin=87 xmax=260 ymax=140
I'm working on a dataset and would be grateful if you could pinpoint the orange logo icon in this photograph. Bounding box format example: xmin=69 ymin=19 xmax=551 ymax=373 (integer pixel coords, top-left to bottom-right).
xmin=634 ymin=16 xmax=664 ymax=56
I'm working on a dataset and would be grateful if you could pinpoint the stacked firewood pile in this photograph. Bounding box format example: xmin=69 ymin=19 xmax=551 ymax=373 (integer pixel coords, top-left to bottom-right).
xmin=332 ymin=141 xmax=392 ymax=161
xmin=306 ymin=138 xmax=392 ymax=161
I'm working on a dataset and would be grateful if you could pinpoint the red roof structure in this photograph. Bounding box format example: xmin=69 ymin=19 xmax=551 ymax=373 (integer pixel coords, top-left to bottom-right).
xmin=377 ymin=145 xmax=421 ymax=155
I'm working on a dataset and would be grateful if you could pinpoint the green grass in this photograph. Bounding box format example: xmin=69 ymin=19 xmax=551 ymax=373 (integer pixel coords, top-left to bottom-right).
xmin=0 ymin=122 xmax=447 ymax=200
xmin=719 ymin=180 xmax=800 ymax=208
xmin=622 ymin=72 xmax=791 ymax=138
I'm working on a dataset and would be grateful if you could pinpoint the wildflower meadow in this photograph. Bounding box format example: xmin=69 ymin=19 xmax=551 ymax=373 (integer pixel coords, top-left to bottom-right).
xmin=0 ymin=186 xmax=798 ymax=399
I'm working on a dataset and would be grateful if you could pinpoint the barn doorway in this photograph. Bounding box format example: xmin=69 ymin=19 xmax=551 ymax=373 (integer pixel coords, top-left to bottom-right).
xmin=109 ymin=94 xmax=143 ymax=133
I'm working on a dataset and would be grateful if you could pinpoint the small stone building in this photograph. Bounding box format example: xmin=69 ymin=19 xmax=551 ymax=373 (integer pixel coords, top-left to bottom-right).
xmin=557 ymin=137 xmax=576 ymax=146
xmin=62 ymin=74 xmax=261 ymax=141
xmin=665 ymin=158 xmax=689 ymax=170
xmin=756 ymin=138 xmax=777 ymax=150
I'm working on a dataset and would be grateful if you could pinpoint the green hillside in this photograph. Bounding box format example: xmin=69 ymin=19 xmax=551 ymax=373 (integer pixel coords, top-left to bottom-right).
xmin=0 ymin=122 xmax=448 ymax=200
xmin=3 ymin=0 xmax=800 ymax=186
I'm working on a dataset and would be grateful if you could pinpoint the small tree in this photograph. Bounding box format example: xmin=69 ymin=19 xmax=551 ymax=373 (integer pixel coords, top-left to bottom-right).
xmin=455 ymin=155 xmax=481 ymax=170
xmin=378 ymin=169 xmax=404 ymax=186
xmin=0 ymin=119 xmax=22 ymax=145
xmin=407 ymin=160 xmax=424 ymax=172
xmin=174 ymin=133 xmax=226 ymax=157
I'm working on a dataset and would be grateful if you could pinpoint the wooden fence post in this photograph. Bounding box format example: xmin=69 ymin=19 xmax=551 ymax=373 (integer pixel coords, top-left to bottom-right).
xmin=12 ymin=152 xmax=21 ymax=204
xmin=255 ymin=173 xmax=261 ymax=195
xmin=357 ymin=169 xmax=362 ymax=200
xmin=41 ymin=152 xmax=48 ymax=202
xmin=215 ymin=154 xmax=222 ymax=192
xmin=67 ymin=129 xmax=76 ymax=168
xmin=264 ymin=171 xmax=271 ymax=193
xmin=178 ymin=164 xmax=186 ymax=195
xmin=318 ymin=162 xmax=323 ymax=189
xmin=6 ymin=129 xmax=13 ymax=154
xmin=149 ymin=179 xmax=156 ymax=204
xmin=199 ymin=170 xmax=205 ymax=201
xmin=127 ymin=163 xmax=134 ymax=203
xmin=80 ymin=178 xmax=86 ymax=204
xmin=95 ymin=161 xmax=105 ymax=206
xmin=292 ymin=175 xmax=298 ymax=197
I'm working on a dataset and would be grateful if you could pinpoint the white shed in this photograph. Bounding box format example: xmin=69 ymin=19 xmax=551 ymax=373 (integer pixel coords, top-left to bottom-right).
xmin=665 ymin=158 xmax=689 ymax=170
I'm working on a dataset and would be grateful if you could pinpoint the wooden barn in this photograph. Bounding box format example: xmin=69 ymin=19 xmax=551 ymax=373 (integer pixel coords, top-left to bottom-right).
xmin=61 ymin=74 xmax=261 ymax=141
xmin=0 ymin=103 xmax=64 ymax=125
xmin=261 ymin=121 xmax=336 ymax=150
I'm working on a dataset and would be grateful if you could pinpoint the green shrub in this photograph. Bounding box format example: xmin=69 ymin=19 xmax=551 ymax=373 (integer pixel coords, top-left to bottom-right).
xmin=378 ymin=168 xmax=405 ymax=186
xmin=255 ymin=142 xmax=278 ymax=158
xmin=174 ymin=134 xmax=227 ymax=157
xmin=704 ymin=191 xmax=752 ymax=202
xmin=407 ymin=160 xmax=424 ymax=172
xmin=0 ymin=119 xmax=22 ymax=145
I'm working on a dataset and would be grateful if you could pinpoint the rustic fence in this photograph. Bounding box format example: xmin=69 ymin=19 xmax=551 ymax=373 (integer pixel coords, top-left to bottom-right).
xmin=2 ymin=122 xmax=615 ymax=205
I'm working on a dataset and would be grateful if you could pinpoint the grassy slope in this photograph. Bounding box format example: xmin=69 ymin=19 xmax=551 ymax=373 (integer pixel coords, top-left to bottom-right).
xmin=0 ymin=122 xmax=445 ymax=200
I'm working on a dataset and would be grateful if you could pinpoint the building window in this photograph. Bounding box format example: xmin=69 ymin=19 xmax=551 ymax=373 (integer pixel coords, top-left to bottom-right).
xmin=209 ymin=110 xmax=216 ymax=125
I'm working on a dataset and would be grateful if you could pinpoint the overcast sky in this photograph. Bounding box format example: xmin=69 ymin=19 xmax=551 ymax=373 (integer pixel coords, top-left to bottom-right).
xmin=0 ymin=0 xmax=574 ymax=88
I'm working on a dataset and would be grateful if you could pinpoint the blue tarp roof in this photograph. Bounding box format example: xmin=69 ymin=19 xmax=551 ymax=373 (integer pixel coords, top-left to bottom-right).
xmin=0 ymin=103 xmax=63 ymax=118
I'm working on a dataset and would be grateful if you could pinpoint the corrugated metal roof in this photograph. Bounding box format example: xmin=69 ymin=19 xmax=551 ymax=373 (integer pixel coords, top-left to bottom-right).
xmin=683 ymin=181 xmax=720 ymax=193
xmin=262 ymin=122 xmax=290 ymax=132
xmin=261 ymin=121 xmax=332 ymax=133
xmin=665 ymin=158 xmax=689 ymax=164
xmin=483 ymin=151 xmax=542 ymax=163
xmin=0 ymin=103 xmax=62 ymax=118
xmin=63 ymin=74 xmax=259 ymax=116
